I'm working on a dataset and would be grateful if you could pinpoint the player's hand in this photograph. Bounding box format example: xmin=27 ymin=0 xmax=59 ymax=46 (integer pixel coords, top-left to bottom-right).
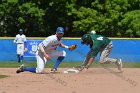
xmin=75 ymin=64 xmax=90 ymax=71
xmin=43 ymin=52 xmax=51 ymax=60
xmin=79 ymin=65 xmax=85 ymax=71
xmin=85 ymin=65 xmax=90 ymax=69
xmin=13 ymin=41 xmax=17 ymax=43
xmin=24 ymin=48 xmax=28 ymax=52
xmin=75 ymin=65 xmax=85 ymax=71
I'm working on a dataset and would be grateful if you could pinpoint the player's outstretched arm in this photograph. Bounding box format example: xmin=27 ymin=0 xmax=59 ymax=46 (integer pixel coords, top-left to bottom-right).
xmin=60 ymin=43 xmax=77 ymax=51
xmin=76 ymin=57 xmax=94 ymax=71
xmin=60 ymin=43 xmax=68 ymax=48
xmin=86 ymin=57 xmax=94 ymax=68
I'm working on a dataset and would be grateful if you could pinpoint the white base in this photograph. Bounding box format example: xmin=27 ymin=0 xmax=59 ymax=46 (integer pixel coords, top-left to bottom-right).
xmin=63 ymin=69 xmax=79 ymax=74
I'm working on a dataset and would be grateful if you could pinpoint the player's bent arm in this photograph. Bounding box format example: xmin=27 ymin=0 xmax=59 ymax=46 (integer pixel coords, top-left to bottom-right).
xmin=60 ymin=43 xmax=69 ymax=49
xmin=13 ymin=38 xmax=17 ymax=43
xmin=38 ymin=44 xmax=45 ymax=53
xmin=43 ymin=52 xmax=51 ymax=60
xmin=38 ymin=45 xmax=51 ymax=60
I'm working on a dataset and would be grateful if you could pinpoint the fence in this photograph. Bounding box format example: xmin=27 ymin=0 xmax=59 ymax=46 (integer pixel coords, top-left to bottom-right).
xmin=0 ymin=38 xmax=140 ymax=62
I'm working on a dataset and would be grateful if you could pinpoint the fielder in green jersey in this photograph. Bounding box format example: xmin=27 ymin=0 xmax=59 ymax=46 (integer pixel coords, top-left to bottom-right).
xmin=78 ymin=31 xmax=122 ymax=72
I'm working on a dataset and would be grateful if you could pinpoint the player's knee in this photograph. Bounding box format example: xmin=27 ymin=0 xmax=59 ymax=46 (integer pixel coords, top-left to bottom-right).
xmin=36 ymin=67 xmax=44 ymax=73
xmin=99 ymin=58 xmax=107 ymax=63
xmin=99 ymin=58 xmax=103 ymax=63
xmin=63 ymin=51 xmax=66 ymax=57
xmin=58 ymin=56 xmax=65 ymax=61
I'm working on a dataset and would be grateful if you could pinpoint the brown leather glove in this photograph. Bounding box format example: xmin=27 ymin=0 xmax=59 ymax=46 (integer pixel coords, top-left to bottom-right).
xmin=68 ymin=44 xmax=77 ymax=51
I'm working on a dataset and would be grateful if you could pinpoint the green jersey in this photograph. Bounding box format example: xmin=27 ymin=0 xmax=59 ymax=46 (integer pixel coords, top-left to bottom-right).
xmin=89 ymin=32 xmax=111 ymax=57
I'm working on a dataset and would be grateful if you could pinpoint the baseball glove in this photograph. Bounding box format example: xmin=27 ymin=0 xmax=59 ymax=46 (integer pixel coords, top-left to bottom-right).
xmin=68 ymin=44 xmax=77 ymax=51
xmin=24 ymin=48 xmax=28 ymax=52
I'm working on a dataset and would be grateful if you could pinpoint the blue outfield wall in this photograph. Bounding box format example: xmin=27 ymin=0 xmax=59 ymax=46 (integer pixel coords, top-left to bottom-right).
xmin=0 ymin=39 xmax=140 ymax=62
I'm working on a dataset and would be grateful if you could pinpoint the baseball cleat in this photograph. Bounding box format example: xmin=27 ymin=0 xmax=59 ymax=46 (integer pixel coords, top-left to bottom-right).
xmin=115 ymin=59 xmax=122 ymax=72
xmin=16 ymin=64 xmax=24 ymax=73
xmin=20 ymin=60 xmax=23 ymax=62
xmin=50 ymin=68 xmax=57 ymax=73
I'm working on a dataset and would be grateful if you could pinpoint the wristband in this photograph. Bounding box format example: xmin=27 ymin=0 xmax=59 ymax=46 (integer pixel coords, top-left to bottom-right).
xmin=65 ymin=46 xmax=69 ymax=49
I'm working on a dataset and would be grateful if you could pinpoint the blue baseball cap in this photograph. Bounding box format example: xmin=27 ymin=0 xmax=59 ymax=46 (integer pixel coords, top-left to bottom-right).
xmin=19 ymin=29 xmax=23 ymax=32
xmin=56 ymin=27 xmax=64 ymax=34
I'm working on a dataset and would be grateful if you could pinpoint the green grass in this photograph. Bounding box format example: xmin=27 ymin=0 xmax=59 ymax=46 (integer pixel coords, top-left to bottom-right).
xmin=0 ymin=62 xmax=140 ymax=68
xmin=0 ymin=75 xmax=9 ymax=79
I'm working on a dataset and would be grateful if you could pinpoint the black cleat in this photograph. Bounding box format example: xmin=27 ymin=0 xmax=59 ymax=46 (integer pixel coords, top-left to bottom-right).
xmin=16 ymin=64 xmax=24 ymax=73
xmin=50 ymin=68 xmax=57 ymax=73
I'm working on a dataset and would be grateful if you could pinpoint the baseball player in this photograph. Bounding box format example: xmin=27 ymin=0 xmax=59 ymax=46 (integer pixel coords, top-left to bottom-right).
xmin=14 ymin=29 xmax=27 ymax=63
xmin=76 ymin=31 xmax=123 ymax=72
xmin=16 ymin=27 xmax=76 ymax=74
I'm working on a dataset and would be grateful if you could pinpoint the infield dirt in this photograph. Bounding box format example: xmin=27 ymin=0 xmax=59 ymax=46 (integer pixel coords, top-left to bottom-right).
xmin=0 ymin=68 xmax=140 ymax=93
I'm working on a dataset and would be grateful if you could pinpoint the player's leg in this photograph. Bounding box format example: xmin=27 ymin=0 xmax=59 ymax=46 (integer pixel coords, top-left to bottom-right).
xmin=100 ymin=50 xmax=122 ymax=71
xmin=20 ymin=55 xmax=23 ymax=62
xmin=99 ymin=49 xmax=114 ymax=64
xmin=99 ymin=42 xmax=116 ymax=64
xmin=99 ymin=42 xmax=122 ymax=71
xmin=17 ymin=54 xmax=20 ymax=63
xmin=35 ymin=52 xmax=47 ymax=73
xmin=51 ymin=56 xmax=64 ymax=71
xmin=16 ymin=51 xmax=47 ymax=73
xmin=20 ymin=44 xmax=24 ymax=62
xmin=17 ymin=44 xmax=21 ymax=63
xmin=16 ymin=63 xmax=37 ymax=73
xmin=50 ymin=50 xmax=66 ymax=72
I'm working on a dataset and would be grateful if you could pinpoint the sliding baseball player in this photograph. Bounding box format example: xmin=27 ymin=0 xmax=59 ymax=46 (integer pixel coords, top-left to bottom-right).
xmin=76 ymin=30 xmax=122 ymax=72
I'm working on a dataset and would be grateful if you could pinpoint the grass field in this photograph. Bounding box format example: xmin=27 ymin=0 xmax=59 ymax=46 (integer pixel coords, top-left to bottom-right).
xmin=0 ymin=75 xmax=9 ymax=78
xmin=0 ymin=62 xmax=140 ymax=68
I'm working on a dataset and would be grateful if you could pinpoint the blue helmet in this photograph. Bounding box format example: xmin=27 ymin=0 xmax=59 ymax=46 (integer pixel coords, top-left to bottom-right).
xmin=19 ymin=29 xmax=23 ymax=32
xmin=56 ymin=27 xmax=64 ymax=34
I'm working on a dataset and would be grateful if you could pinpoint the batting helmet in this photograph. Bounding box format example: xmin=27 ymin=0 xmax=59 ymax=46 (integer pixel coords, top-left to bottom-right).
xmin=56 ymin=27 xmax=64 ymax=34
xmin=81 ymin=34 xmax=91 ymax=44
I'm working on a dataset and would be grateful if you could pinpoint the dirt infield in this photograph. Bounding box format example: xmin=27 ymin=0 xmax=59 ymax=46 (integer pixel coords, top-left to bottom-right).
xmin=0 ymin=68 xmax=140 ymax=93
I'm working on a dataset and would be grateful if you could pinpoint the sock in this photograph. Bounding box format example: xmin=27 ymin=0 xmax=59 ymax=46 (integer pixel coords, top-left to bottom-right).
xmin=53 ymin=56 xmax=64 ymax=69
xmin=20 ymin=55 xmax=23 ymax=62
xmin=23 ymin=67 xmax=36 ymax=73
xmin=17 ymin=55 xmax=20 ymax=62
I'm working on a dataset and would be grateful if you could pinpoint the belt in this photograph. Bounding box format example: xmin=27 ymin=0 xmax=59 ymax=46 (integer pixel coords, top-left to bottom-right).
xmin=17 ymin=43 xmax=23 ymax=44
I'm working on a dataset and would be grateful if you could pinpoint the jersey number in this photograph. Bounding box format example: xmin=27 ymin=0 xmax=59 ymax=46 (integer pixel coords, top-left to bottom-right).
xmin=97 ymin=37 xmax=103 ymax=40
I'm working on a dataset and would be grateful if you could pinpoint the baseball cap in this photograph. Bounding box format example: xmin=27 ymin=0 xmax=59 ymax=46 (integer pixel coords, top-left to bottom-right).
xmin=56 ymin=27 xmax=64 ymax=34
xmin=19 ymin=29 xmax=23 ymax=32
